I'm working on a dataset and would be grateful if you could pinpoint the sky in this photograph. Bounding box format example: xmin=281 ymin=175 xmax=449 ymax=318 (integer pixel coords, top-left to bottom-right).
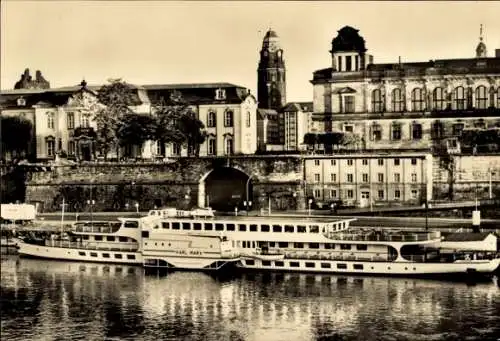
xmin=2 ymin=1 xmax=500 ymax=102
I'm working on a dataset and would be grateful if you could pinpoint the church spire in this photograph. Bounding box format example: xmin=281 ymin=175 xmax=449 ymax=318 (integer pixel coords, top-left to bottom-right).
xmin=476 ymin=24 xmax=487 ymax=58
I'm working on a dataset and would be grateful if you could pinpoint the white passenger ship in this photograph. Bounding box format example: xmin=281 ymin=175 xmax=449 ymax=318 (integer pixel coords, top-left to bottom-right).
xmin=147 ymin=208 xmax=500 ymax=278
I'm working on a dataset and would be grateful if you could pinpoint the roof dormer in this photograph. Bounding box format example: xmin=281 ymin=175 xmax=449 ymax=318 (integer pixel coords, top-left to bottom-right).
xmin=215 ymin=88 xmax=226 ymax=100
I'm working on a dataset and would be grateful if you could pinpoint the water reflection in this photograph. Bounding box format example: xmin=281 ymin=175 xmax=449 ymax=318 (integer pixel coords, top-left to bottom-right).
xmin=1 ymin=256 xmax=499 ymax=341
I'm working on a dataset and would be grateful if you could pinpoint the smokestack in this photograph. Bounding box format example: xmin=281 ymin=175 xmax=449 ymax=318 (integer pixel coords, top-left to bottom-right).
xmin=496 ymin=49 xmax=500 ymax=58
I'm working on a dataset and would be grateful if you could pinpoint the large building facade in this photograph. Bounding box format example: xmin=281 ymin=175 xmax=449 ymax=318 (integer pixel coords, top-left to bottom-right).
xmin=1 ymin=79 xmax=258 ymax=161
xmin=310 ymin=26 xmax=500 ymax=153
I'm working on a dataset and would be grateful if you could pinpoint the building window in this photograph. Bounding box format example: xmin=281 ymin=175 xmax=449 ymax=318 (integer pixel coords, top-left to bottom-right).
xmin=207 ymin=111 xmax=216 ymax=127
xmin=411 ymin=190 xmax=418 ymax=199
xmin=314 ymin=174 xmax=320 ymax=183
xmin=378 ymin=190 xmax=384 ymax=199
xmin=47 ymin=140 xmax=55 ymax=157
xmin=81 ymin=114 xmax=90 ymax=128
xmin=343 ymin=96 xmax=355 ymax=113
xmin=347 ymin=190 xmax=354 ymax=199
xmin=347 ymin=159 xmax=353 ymax=166
xmin=362 ymin=173 xmax=368 ymax=183
xmin=314 ymin=189 xmax=321 ymax=198
xmin=371 ymin=124 xmax=382 ymax=141
xmin=208 ymin=138 xmax=216 ymax=155
xmin=475 ymin=86 xmax=488 ymax=109
xmin=67 ymin=112 xmax=75 ymax=129
xmin=392 ymin=88 xmax=404 ymax=112
xmin=394 ymin=173 xmax=400 ymax=183
xmin=47 ymin=112 xmax=55 ymax=129
xmin=246 ymin=111 xmax=251 ymax=127
xmin=331 ymin=160 xmax=336 ymax=166
xmin=411 ymin=173 xmax=417 ymax=182
xmin=453 ymin=87 xmax=466 ymax=110
xmin=395 ymin=190 xmax=401 ymax=199
xmin=362 ymin=159 xmax=368 ymax=165
xmin=372 ymin=89 xmax=383 ymax=113
xmin=378 ymin=159 xmax=384 ymax=166
xmin=224 ymin=110 xmax=233 ymax=127
xmin=343 ymin=124 xmax=354 ymax=133
xmin=432 ymin=87 xmax=445 ymax=110
xmin=68 ymin=141 xmax=75 ymax=155
xmin=215 ymin=88 xmax=226 ymax=100
xmin=411 ymin=88 xmax=425 ymax=112
xmin=392 ymin=123 xmax=402 ymax=140
xmin=337 ymin=56 xmax=342 ymax=71
xmin=412 ymin=123 xmax=423 ymax=140
xmin=453 ymin=123 xmax=464 ymax=136
xmin=347 ymin=174 xmax=353 ymax=183
xmin=378 ymin=173 xmax=384 ymax=183
xmin=225 ymin=137 xmax=234 ymax=155
xmin=314 ymin=160 xmax=320 ymax=166
xmin=172 ymin=143 xmax=181 ymax=156
xmin=411 ymin=158 xmax=417 ymax=165
xmin=394 ymin=158 xmax=400 ymax=166
xmin=497 ymin=87 xmax=500 ymax=108
xmin=431 ymin=121 xmax=444 ymax=139
xmin=330 ymin=189 xmax=337 ymax=198
xmin=346 ymin=56 xmax=352 ymax=71
xmin=330 ymin=173 xmax=336 ymax=182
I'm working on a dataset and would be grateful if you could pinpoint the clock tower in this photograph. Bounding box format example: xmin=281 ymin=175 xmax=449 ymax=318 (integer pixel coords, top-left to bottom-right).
xmin=257 ymin=29 xmax=286 ymax=110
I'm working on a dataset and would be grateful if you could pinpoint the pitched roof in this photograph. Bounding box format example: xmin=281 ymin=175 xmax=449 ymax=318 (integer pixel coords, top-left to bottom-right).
xmin=444 ymin=232 xmax=494 ymax=242
xmin=257 ymin=108 xmax=278 ymax=120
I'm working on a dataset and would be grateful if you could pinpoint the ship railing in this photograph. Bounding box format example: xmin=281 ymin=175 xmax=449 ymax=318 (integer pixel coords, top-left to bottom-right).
xmin=44 ymin=239 xmax=137 ymax=251
xmin=72 ymin=223 xmax=121 ymax=234
xmin=284 ymin=251 xmax=392 ymax=262
xmin=324 ymin=231 xmax=441 ymax=243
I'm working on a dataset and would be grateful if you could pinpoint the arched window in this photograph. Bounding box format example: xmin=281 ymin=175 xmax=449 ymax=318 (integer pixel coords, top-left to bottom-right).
xmin=475 ymin=86 xmax=488 ymax=109
xmin=207 ymin=111 xmax=216 ymax=127
xmin=246 ymin=111 xmax=251 ymax=127
xmin=207 ymin=137 xmax=216 ymax=155
xmin=411 ymin=88 xmax=425 ymax=112
xmin=371 ymin=89 xmax=383 ymax=113
xmin=224 ymin=110 xmax=233 ymax=127
xmin=81 ymin=114 xmax=90 ymax=128
xmin=392 ymin=88 xmax=404 ymax=112
xmin=453 ymin=87 xmax=466 ymax=110
xmin=225 ymin=136 xmax=234 ymax=155
xmin=432 ymin=87 xmax=445 ymax=110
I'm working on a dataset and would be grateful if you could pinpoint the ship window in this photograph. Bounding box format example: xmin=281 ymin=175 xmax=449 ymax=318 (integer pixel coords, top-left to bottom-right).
xmin=127 ymin=255 xmax=136 ymax=260
xmin=284 ymin=225 xmax=294 ymax=233
xmin=297 ymin=225 xmax=306 ymax=233
xmin=261 ymin=225 xmax=270 ymax=232
xmin=182 ymin=222 xmax=191 ymax=230
xmin=337 ymin=263 xmax=347 ymax=269
xmin=262 ymin=261 xmax=271 ymax=266
xmin=250 ymin=225 xmax=258 ymax=232
xmin=353 ymin=264 xmax=363 ymax=270
xmin=90 ymin=252 xmax=98 ymax=257
xmin=290 ymin=262 xmax=300 ymax=268
xmin=142 ymin=231 xmax=149 ymax=238
xmin=278 ymin=242 xmax=288 ymax=248
xmin=78 ymin=251 xmax=86 ymax=256
xmin=83 ymin=235 xmax=89 ymax=240
xmin=321 ymin=263 xmax=331 ymax=269
xmin=238 ymin=224 xmax=247 ymax=231
xmin=115 ymin=254 xmax=122 ymax=259
xmin=95 ymin=236 xmax=103 ymax=241
xmin=106 ymin=236 xmax=115 ymax=242
xmin=309 ymin=243 xmax=320 ymax=249
xmin=103 ymin=253 xmax=110 ymax=258
xmin=162 ymin=222 xmax=170 ymax=229
xmin=119 ymin=237 xmax=128 ymax=242
xmin=246 ymin=259 xmax=255 ymax=266
xmin=294 ymin=242 xmax=304 ymax=248
xmin=310 ymin=225 xmax=319 ymax=233
xmin=305 ymin=262 xmax=315 ymax=268
xmin=172 ymin=222 xmax=180 ymax=230
xmin=215 ymin=223 xmax=224 ymax=231
xmin=124 ymin=221 xmax=139 ymax=228
xmin=356 ymin=244 xmax=368 ymax=251
xmin=269 ymin=242 xmax=275 ymax=247
xmin=340 ymin=244 xmax=351 ymax=250
xmin=205 ymin=223 xmax=213 ymax=230
xmin=242 ymin=241 xmax=247 ymax=248
xmin=324 ymin=243 xmax=335 ymax=249
xmin=275 ymin=261 xmax=284 ymax=267
xmin=227 ymin=224 xmax=235 ymax=231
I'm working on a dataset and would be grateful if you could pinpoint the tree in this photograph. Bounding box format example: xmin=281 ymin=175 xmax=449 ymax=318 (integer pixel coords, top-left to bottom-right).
xmin=1 ymin=116 xmax=33 ymax=160
xmin=178 ymin=112 xmax=207 ymax=156
xmin=117 ymin=113 xmax=157 ymax=157
xmin=95 ymin=79 xmax=138 ymax=160
xmin=341 ymin=132 xmax=361 ymax=150
xmin=303 ymin=133 xmax=318 ymax=152
xmin=436 ymin=140 xmax=456 ymax=200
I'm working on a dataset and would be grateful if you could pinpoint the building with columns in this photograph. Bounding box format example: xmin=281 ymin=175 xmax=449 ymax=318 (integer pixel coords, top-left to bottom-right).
xmin=310 ymin=25 xmax=500 ymax=152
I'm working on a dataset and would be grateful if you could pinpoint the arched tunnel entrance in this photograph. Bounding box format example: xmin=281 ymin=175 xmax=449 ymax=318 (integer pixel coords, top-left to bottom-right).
xmin=198 ymin=167 xmax=253 ymax=212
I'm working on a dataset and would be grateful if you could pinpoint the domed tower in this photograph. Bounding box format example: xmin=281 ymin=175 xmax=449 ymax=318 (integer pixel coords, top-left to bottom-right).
xmin=330 ymin=26 xmax=370 ymax=72
xmin=257 ymin=29 xmax=286 ymax=110
xmin=476 ymin=24 xmax=487 ymax=58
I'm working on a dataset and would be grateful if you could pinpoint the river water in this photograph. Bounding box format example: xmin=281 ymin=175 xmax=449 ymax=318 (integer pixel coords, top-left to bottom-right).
xmin=1 ymin=255 xmax=499 ymax=341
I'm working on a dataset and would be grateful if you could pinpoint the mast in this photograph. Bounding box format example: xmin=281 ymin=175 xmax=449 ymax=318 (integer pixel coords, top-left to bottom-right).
xmin=61 ymin=198 xmax=65 ymax=247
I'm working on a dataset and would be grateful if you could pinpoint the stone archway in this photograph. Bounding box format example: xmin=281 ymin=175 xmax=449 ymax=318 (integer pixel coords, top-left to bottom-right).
xmin=198 ymin=167 xmax=253 ymax=211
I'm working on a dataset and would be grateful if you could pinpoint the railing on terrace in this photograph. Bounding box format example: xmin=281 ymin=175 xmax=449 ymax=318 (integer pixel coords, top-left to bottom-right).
xmin=323 ymin=231 xmax=441 ymax=243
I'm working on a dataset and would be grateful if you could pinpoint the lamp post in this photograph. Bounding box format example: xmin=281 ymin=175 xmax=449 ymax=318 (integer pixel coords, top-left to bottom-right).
xmin=308 ymin=198 xmax=313 ymax=216
xmin=268 ymin=193 xmax=272 ymax=216
xmin=86 ymin=199 xmax=95 ymax=226
xmin=134 ymin=202 xmax=139 ymax=214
